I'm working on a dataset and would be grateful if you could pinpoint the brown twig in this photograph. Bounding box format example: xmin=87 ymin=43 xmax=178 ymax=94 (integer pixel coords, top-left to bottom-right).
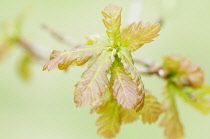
xmin=134 ymin=58 xmax=166 ymax=78
xmin=15 ymin=24 xmax=82 ymax=61
xmin=42 ymin=24 xmax=81 ymax=48
xmin=18 ymin=38 xmax=50 ymax=60
xmin=134 ymin=57 xmax=156 ymax=67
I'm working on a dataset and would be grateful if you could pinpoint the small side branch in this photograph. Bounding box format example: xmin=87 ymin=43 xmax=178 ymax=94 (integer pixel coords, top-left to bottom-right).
xmin=134 ymin=57 xmax=155 ymax=67
xmin=18 ymin=38 xmax=50 ymax=60
xmin=134 ymin=58 xmax=166 ymax=79
xmin=42 ymin=24 xmax=80 ymax=48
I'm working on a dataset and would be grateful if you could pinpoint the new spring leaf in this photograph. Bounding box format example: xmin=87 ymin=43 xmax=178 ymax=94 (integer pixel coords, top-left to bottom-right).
xmin=43 ymin=44 xmax=105 ymax=71
xmin=111 ymin=62 xmax=140 ymax=110
xmin=74 ymin=50 xmax=115 ymax=107
xmin=102 ymin=4 xmax=122 ymax=46
xmin=121 ymin=22 xmax=160 ymax=51
xmin=139 ymin=91 xmax=162 ymax=124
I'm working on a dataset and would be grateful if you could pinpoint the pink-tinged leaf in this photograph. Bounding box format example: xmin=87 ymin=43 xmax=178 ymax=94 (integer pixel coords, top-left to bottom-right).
xmin=111 ymin=63 xmax=140 ymax=110
xmin=121 ymin=22 xmax=160 ymax=51
xmin=74 ymin=50 xmax=115 ymax=107
xmin=43 ymin=44 xmax=106 ymax=71
xmin=90 ymin=89 xmax=113 ymax=114
xmin=0 ymin=43 xmax=9 ymax=61
xmin=162 ymin=55 xmax=204 ymax=88
xmin=118 ymin=47 xmax=145 ymax=111
xmin=102 ymin=4 xmax=122 ymax=46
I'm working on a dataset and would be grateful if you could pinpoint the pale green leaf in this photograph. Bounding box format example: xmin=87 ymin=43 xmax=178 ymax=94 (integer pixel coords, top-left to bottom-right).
xmin=139 ymin=91 xmax=162 ymax=124
xmin=120 ymin=108 xmax=139 ymax=124
xmin=17 ymin=53 xmax=31 ymax=80
xmin=175 ymin=85 xmax=210 ymax=114
xmin=160 ymin=83 xmax=184 ymax=139
xmin=93 ymin=90 xmax=139 ymax=138
xmin=96 ymin=99 xmax=121 ymax=138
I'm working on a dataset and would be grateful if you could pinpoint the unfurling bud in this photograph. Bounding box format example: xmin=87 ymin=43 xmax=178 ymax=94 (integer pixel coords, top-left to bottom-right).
xmin=161 ymin=55 xmax=204 ymax=88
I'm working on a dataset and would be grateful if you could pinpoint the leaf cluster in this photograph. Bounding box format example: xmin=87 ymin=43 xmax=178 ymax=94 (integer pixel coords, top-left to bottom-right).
xmin=161 ymin=55 xmax=204 ymax=88
xmin=0 ymin=10 xmax=33 ymax=80
xmin=91 ymin=89 xmax=162 ymax=138
xmin=44 ymin=4 xmax=160 ymax=111
xmin=158 ymin=55 xmax=210 ymax=139
xmin=1 ymin=3 xmax=210 ymax=139
xmin=43 ymin=4 xmax=161 ymax=138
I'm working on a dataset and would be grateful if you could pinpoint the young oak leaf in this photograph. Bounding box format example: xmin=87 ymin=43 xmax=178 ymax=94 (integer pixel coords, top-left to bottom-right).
xmin=160 ymin=109 xmax=184 ymax=139
xmin=0 ymin=42 xmax=9 ymax=61
xmin=92 ymin=91 xmax=139 ymax=138
xmin=111 ymin=62 xmax=140 ymax=110
xmin=92 ymin=92 xmax=122 ymax=138
xmin=17 ymin=53 xmax=32 ymax=80
xmin=43 ymin=44 xmax=106 ymax=71
xmin=160 ymin=84 xmax=184 ymax=139
xmin=102 ymin=4 xmax=122 ymax=46
xmin=118 ymin=47 xmax=145 ymax=111
xmin=160 ymin=108 xmax=184 ymax=139
xmin=119 ymin=108 xmax=139 ymax=124
xmin=175 ymin=85 xmax=210 ymax=114
xmin=90 ymin=92 xmax=110 ymax=114
xmin=118 ymin=47 xmax=142 ymax=85
xmin=91 ymin=90 xmax=139 ymax=124
xmin=161 ymin=55 xmax=204 ymax=89
xmin=91 ymin=90 xmax=121 ymax=138
xmin=139 ymin=91 xmax=162 ymax=124
xmin=96 ymin=99 xmax=121 ymax=138
xmin=121 ymin=22 xmax=160 ymax=51
xmin=74 ymin=50 xmax=115 ymax=107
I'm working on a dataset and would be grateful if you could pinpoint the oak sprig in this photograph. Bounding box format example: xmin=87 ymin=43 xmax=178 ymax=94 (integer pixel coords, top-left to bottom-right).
xmin=43 ymin=4 xmax=160 ymax=111
xmin=43 ymin=4 xmax=160 ymax=138
xmin=159 ymin=55 xmax=210 ymax=139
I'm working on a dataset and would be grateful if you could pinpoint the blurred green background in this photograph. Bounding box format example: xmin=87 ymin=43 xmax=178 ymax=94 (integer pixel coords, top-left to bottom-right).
xmin=0 ymin=0 xmax=210 ymax=139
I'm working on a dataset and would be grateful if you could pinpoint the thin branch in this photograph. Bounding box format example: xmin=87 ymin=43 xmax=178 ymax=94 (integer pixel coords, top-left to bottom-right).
xmin=17 ymin=25 xmax=82 ymax=61
xmin=138 ymin=68 xmax=158 ymax=75
xmin=15 ymin=24 xmax=82 ymax=62
xmin=134 ymin=57 xmax=155 ymax=67
xmin=18 ymin=38 xmax=50 ymax=60
xmin=138 ymin=67 xmax=166 ymax=79
xmin=42 ymin=24 xmax=81 ymax=48
xmin=134 ymin=58 xmax=166 ymax=78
